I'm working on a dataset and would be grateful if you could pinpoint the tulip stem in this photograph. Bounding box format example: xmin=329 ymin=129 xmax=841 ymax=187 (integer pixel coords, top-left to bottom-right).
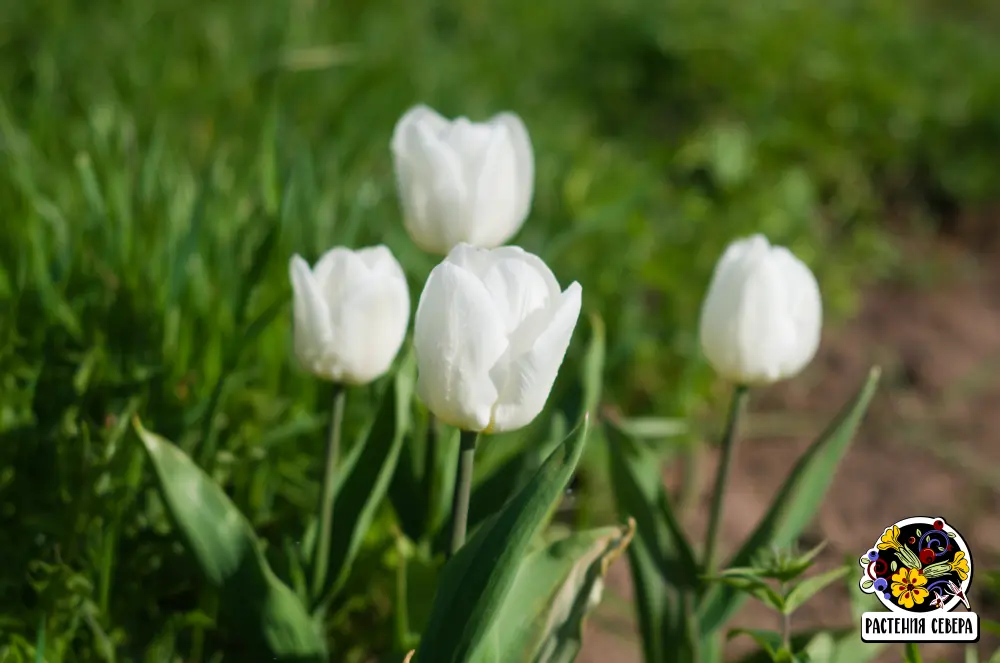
xmin=702 ymin=384 xmax=750 ymax=581
xmin=311 ymin=382 xmax=347 ymax=604
xmin=448 ymin=430 xmax=479 ymax=557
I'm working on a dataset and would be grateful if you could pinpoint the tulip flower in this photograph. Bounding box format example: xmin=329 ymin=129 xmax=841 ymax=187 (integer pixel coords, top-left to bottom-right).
xmin=390 ymin=104 xmax=534 ymax=255
xmin=414 ymin=243 xmax=581 ymax=556
xmin=697 ymin=234 xmax=821 ymax=580
xmin=698 ymin=234 xmax=822 ymax=386
xmin=413 ymin=243 xmax=581 ymax=435
xmin=289 ymin=245 xmax=411 ymax=386
xmin=289 ymin=244 xmax=410 ymax=600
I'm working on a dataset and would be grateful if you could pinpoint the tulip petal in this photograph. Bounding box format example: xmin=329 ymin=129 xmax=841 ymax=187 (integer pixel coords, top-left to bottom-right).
xmin=468 ymin=125 xmax=521 ymax=249
xmin=771 ymin=247 xmax=822 ymax=377
xmin=289 ymin=255 xmax=334 ymax=374
xmin=447 ymin=244 xmax=561 ymax=301
xmin=312 ymin=247 xmax=371 ymax=311
xmin=733 ymin=250 xmax=798 ymax=382
xmin=489 ymin=282 xmax=582 ymax=433
xmin=490 ymin=112 xmax=534 ymax=226
xmin=391 ymin=105 xmax=451 ymax=151
xmin=407 ymin=123 xmax=471 ymax=252
xmin=414 ymin=262 xmax=509 ymax=431
xmin=479 ymin=255 xmax=553 ymax=334
xmin=328 ymin=275 xmax=411 ymax=384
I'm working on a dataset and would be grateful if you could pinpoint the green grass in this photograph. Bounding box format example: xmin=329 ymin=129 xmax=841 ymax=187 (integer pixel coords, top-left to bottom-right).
xmin=1 ymin=0 xmax=999 ymax=660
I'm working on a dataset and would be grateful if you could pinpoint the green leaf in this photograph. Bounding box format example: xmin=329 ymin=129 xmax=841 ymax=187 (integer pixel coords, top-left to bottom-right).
xmin=987 ymin=647 xmax=1000 ymax=663
xmin=732 ymin=630 xmax=853 ymax=663
xmin=783 ymin=567 xmax=849 ymax=614
xmin=473 ymin=521 xmax=634 ymax=663
xmin=623 ymin=504 xmax=675 ymax=663
xmin=604 ymin=420 xmax=699 ymax=589
xmin=982 ymin=619 xmax=1000 ymax=638
xmin=413 ymin=416 xmax=591 ymax=663
xmin=33 ymin=616 xmax=44 ymax=663
xmin=903 ymin=642 xmax=923 ymax=663
xmin=698 ymin=367 xmax=880 ymax=634
xmin=861 ymin=579 xmax=873 ymax=590
xmin=398 ymin=540 xmax=441 ymax=646
xmin=823 ymin=564 xmax=887 ymax=663
xmin=320 ymin=352 xmax=415 ymax=602
xmin=604 ymin=419 xmax=699 ymax=660
xmin=729 ymin=629 xmax=783 ymax=661
xmin=580 ymin=313 xmax=605 ymax=417
xmin=890 ymin=560 xmax=898 ymax=572
xmin=133 ymin=418 xmax=326 ymax=661
xmin=388 ymin=402 xmax=432 ymax=543
xmin=712 ymin=575 xmax=785 ymax=612
xmin=801 ymin=631 xmax=835 ymax=663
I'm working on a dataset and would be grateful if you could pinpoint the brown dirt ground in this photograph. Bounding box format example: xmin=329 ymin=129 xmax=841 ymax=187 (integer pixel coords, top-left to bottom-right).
xmin=577 ymin=234 xmax=1000 ymax=663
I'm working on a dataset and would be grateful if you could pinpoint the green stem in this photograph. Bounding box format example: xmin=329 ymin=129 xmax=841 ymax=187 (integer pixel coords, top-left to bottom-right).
xmin=448 ymin=430 xmax=479 ymax=557
xmin=683 ymin=591 xmax=702 ymax=663
xmin=780 ymin=581 xmax=791 ymax=652
xmin=905 ymin=642 xmax=923 ymax=663
xmin=394 ymin=538 xmax=411 ymax=650
xmin=702 ymin=384 xmax=750 ymax=579
xmin=311 ymin=383 xmax=347 ymax=601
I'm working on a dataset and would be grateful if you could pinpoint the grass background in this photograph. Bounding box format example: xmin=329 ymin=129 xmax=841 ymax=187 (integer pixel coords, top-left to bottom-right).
xmin=1 ymin=0 xmax=999 ymax=660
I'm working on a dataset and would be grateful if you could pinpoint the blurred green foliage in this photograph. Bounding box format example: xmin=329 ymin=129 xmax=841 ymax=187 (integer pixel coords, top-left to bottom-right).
xmin=1 ymin=0 xmax=998 ymax=660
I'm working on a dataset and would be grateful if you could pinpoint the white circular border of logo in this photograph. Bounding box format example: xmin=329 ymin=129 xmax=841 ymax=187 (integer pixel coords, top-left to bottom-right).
xmin=867 ymin=516 xmax=973 ymax=614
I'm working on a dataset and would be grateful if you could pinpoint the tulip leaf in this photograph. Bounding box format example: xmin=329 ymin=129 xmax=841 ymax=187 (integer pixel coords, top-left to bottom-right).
xmin=471 ymin=521 xmax=634 ymax=663
xmin=413 ymin=416 xmax=591 ymax=663
xmin=319 ymin=351 xmax=415 ymax=604
xmin=133 ymin=418 xmax=326 ymax=661
xmin=698 ymin=366 xmax=881 ymax=635
xmin=388 ymin=403 xmax=433 ymax=543
xmin=604 ymin=420 xmax=700 ymax=660
xmin=580 ymin=313 xmax=605 ymax=419
xmin=604 ymin=420 xmax=699 ymax=588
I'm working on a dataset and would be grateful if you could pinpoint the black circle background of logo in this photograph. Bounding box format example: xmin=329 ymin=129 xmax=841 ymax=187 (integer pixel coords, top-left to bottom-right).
xmin=871 ymin=518 xmax=972 ymax=613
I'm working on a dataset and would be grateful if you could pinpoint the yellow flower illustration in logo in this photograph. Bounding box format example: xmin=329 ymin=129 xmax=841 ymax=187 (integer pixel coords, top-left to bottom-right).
xmin=950 ymin=551 xmax=970 ymax=581
xmin=891 ymin=567 xmax=929 ymax=609
xmin=878 ymin=525 xmax=902 ymax=551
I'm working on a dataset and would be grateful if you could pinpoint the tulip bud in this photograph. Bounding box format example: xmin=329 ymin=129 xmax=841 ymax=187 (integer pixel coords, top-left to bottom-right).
xmin=699 ymin=234 xmax=822 ymax=385
xmin=390 ymin=104 xmax=534 ymax=255
xmin=414 ymin=243 xmax=581 ymax=433
xmin=289 ymin=245 xmax=410 ymax=385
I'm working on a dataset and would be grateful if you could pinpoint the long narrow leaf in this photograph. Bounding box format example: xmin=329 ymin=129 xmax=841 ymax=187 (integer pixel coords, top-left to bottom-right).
xmin=605 ymin=421 xmax=699 ymax=587
xmin=414 ymin=416 xmax=591 ymax=663
xmin=321 ymin=352 xmax=415 ymax=601
xmin=472 ymin=521 xmax=634 ymax=663
xmin=698 ymin=367 xmax=881 ymax=634
xmin=133 ymin=418 xmax=326 ymax=661
xmin=605 ymin=420 xmax=700 ymax=660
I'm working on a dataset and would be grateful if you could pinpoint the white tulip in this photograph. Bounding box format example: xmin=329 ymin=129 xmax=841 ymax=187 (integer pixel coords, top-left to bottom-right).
xmin=414 ymin=243 xmax=581 ymax=433
xmin=289 ymin=245 xmax=410 ymax=385
xmin=699 ymin=234 xmax=822 ymax=385
xmin=390 ymin=104 xmax=534 ymax=255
